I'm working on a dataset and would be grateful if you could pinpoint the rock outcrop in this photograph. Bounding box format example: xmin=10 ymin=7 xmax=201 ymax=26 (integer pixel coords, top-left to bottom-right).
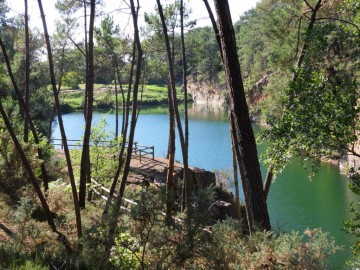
xmin=129 ymin=156 xmax=216 ymax=190
xmin=340 ymin=132 xmax=360 ymax=173
xmin=188 ymin=81 xmax=226 ymax=106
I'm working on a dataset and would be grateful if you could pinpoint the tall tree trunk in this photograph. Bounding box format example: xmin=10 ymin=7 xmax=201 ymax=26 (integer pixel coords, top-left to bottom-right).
xmin=202 ymin=0 xmax=224 ymax=60
xmin=112 ymin=53 xmax=124 ymax=140
xmin=117 ymin=66 xmax=126 ymax=136
xmin=230 ymin=113 xmax=253 ymax=231
xmin=114 ymin=67 xmax=119 ymax=139
xmin=79 ymin=0 xmax=95 ymax=208
xmin=37 ymin=0 xmax=82 ymax=242
xmin=0 ymin=37 xmax=49 ymax=191
xmin=203 ymin=0 xmax=251 ymax=229
xmin=47 ymin=43 xmax=66 ymax=142
xmin=103 ymin=28 xmax=137 ymax=217
xmin=105 ymin=0 xmax=142 ymax=256
xmin=180 ymin=0 xmax=190 ymax=212
xmin=214 ymin=0 xmax=271 ymax=231
xmin=231 ymin=134 xmax=241 ymax=219
xmin=166 ymin=79 xmax=176 ymax=224
xmin=24 ymin=0 xmax=30 ymax=143
xmin=156 ymin=0 xmax=190 ymax=209
xmin=83 ymin=0 xmax=89 ymax=119
xmin=0 ymin=99 xmax=73 ymax=253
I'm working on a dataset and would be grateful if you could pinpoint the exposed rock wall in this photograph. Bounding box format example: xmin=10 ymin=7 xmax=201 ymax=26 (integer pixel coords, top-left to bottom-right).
xmin=340 ymin=131 xmax=360 ymax=173
xmin=188 ymin=81 xmax=226 ymax=106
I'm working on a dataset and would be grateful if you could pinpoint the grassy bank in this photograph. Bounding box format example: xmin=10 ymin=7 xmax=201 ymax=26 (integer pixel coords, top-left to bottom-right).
xmin=59 ymin=84 xmax=187 ymax=112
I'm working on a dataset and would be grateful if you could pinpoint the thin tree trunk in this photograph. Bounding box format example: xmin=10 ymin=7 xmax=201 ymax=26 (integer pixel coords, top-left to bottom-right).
xmin=295 ymin=0 xmax=323 ymax=76
xmin=214 ymin=0 xmax=271 ymax=231
xmin=112 ymin=58 xmax=126 ymax=136
xmin=83 ymin=0 xmax=89 ymax=119
xmin=24 ymin=0 xmax=30 ymax=143
xmin=37 ymin=0 xmax=82 ymax=242
xmin=114 ymin=68 xmax=119 ymax=139
xmin=156 ymin=0 xmax=190 ymax=209
xmin=47 ymin=43 xmax=66 ymax=141
xmin=202 ymin=0 xmax=224 ymax=60
xmin=263 ymin=168 xmax=273 ymax=200
xmin=105 ymin=0 xmax=142 ymax=256
xmin=118 ymin=66 xmax=126 ymax=136
xmin=180 ymin=0 xmax=190 ymax=212
xmin=103 ymin=29 xmax=137 ymax=217
xmin=0 ymin=37 xmax=49 ymax=191
xmin=262 ymin=0 xmax=324 ymax=200
xmin=79 ymin=0 xmax=95 ymax=208
xmin=0 ymin=100 xmax=73 ymax=253
xmin=166 ymin=79 xmax=176 ymax=225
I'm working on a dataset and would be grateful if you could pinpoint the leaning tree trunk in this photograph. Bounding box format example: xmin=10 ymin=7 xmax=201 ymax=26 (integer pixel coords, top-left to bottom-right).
xmin=214 ymin=0 xmax=271 ymax=231
xmin=103 ymin=36 xmax=136 ymax=217
xmin=203 ymin=0 xmax=250 ymax=228
xmin=47 ymin=42 xmax=66 ymax=142
xmin=0 ymin=37 xmax=49 ymax=191
xmin=104 ymin=0 xmax=142 ymax=256
xmin=37 ymin=0 xmax=82 ymax=242
xmin=0 ymin=100 xmax=73 ymax=253
xmin=165 ymin=79 xmax=176 ymax=225
xmin=156 ymin=0 xmax=190 ymax=210
xmin=79 ymin=0 xmax=95 ymax=208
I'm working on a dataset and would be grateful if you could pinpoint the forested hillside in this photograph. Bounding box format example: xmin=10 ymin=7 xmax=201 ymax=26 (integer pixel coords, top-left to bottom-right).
xmin=0 ymin=0 xmax=359 ymax=269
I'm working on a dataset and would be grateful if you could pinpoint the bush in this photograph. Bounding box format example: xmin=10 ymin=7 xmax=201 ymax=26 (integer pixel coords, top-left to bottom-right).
xmin=63 ymin=71 xmax=83 ymax=90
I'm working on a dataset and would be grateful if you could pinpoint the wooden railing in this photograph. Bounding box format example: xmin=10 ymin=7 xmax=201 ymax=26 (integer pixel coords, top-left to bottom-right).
xmin=91 ymin=179 xmax=137 ymax=212
xmin=52 ymin=139 xmax=154 ymax=160
xmin=90 ymin=179 xmax=183 ymax=223
xmin=133 ymin=142 xmax=155 ymax=161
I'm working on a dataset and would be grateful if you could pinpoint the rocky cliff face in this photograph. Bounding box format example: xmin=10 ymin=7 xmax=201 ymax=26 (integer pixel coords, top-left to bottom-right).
xmin=188 ymin=81 xmax=226 ymax=106
xmin=340 ymin=132 xmax=360 ymax=173
xmin=188 ymin=74 xmax=270 ymax=121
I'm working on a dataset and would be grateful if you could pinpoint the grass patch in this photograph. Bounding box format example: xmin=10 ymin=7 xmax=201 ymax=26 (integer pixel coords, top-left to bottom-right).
xmin=59 ymin=84 xmax=188 ymax=112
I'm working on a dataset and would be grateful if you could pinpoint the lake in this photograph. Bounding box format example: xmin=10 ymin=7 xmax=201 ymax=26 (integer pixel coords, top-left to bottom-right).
xmin=53 ymin=104 xmax=356 ymax=269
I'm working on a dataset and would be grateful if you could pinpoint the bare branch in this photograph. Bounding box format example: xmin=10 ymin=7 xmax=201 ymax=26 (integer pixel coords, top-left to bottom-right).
xmin=315 ymin=17 xmax=360 ymax=32
xmin=303 ymin=0 xmax=314 ymax=11
xmin=67 ymin=35 xmax=86 ymax=57
xmin=344 ymin=147 xmax=360 ymax=158
xmin=292 ymin=14 xmax=304 ymax=61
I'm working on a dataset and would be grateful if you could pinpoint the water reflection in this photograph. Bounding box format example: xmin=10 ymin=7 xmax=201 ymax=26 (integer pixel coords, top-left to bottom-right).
xmin=188 ymin=103 xmax=229 ymax=122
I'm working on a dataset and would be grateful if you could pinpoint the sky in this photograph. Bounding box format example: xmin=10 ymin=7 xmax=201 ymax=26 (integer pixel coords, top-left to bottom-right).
xmin=7 ymin=0 xmax=260 ymax=34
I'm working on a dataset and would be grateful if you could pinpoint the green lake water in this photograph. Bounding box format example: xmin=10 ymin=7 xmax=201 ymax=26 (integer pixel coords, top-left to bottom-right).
xmin=53 ymin=104 xmax=357 ymax=269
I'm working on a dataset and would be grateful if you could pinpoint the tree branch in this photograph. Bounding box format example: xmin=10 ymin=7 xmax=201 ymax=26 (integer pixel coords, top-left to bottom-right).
xmin=344 ymin=147 xmax=360 ymax=159
xmin=67 ymin=35 xmax=86 ymax=57
xmin=303 ymin=0 xmax=314 ymax=11
xmin=315 ymin=17 xmax=360 ymax=32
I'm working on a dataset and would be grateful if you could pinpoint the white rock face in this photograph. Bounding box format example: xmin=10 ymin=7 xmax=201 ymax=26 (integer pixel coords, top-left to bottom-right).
xmin=188 ymin=81 xmax=226 ymax=106
xmin=340 ymin=132 xmax=360 ymax=173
